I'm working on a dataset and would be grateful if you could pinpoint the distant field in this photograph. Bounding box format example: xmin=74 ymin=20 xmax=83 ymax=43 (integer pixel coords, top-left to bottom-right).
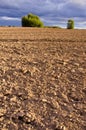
xmin=0 ymin=27 xmax=86 ymax=130
xmin=0 ymin=27 xmax=86 ymax=42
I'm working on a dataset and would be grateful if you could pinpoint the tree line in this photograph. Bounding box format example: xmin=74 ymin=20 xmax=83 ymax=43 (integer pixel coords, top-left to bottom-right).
xmin=22 ymin=13 xmax=74 ymax=29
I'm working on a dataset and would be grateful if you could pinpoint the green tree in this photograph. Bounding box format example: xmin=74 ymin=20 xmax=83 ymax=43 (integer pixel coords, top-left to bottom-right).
xmin=22 ymin=13 xmax=44 ymax=27
xmin=67 ymin=19 xmax=74 ymax=29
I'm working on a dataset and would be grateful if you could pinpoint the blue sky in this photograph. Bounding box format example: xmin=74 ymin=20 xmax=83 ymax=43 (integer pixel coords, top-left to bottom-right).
xmin=0 ymin=0 xmax=86 ymax=28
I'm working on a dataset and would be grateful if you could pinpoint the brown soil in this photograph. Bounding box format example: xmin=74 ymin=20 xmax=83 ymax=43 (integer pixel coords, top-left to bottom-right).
xmin=0 ymin=27 xmax=86 ymax=130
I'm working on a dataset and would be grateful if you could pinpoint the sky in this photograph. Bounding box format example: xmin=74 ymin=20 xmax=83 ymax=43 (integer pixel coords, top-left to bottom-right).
xmin=0 ymin=0 xmax=86 ymax=28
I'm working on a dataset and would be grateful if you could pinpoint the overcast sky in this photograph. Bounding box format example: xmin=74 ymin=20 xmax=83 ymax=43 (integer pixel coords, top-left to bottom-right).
xmin=0 ymin=0 xmax=86 ymax=28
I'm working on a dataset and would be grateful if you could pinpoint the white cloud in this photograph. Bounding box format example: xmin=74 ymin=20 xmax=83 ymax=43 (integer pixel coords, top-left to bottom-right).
xmin=69 ymin=0 xmax=86 ymax=6
xmin=0 ymin=16 xmax=20 ymax=21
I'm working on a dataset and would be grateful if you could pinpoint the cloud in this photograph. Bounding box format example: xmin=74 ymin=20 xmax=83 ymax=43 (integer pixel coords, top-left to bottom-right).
xmin=0 ymin=0 xmax=86 ymax=28
xmin=69 ymin=0 xmax=86 ymax=7
xmin=0 ymin=16 xmax=20 ymax=21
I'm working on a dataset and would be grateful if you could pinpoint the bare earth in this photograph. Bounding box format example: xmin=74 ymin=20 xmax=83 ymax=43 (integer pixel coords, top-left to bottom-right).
xmin=0 ymin=27 xmax=86 ymax=130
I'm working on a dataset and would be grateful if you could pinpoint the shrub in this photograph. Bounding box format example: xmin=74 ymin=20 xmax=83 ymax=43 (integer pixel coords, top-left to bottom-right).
xmin=67 ymin=19 xmax=74 ymax=29
xmin=22 ymin=13 xmax=44 ymax=27
xmin=44 ymin=26 xmax=61 ymax=29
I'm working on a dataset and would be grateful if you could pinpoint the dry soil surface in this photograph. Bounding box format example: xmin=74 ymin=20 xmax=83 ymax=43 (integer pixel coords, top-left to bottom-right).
xmin=0 ymin=27 xmax=86 ymax=130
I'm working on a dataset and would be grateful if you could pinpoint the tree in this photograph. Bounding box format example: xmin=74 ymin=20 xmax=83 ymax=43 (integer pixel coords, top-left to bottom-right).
xmin=22 ymin=13 xmax=44 ymax=27
xmin=67 ymin=19 xmax=74 ymax=29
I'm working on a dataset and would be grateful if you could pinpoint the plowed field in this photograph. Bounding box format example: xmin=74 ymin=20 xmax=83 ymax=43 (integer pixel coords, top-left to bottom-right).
xmin=0 ymin=27 xmax=86 ymax=130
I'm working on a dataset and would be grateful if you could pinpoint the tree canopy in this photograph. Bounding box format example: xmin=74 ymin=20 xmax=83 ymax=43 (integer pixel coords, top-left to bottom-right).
xmin=67 ymin=19 xmax=74 ymax=29
xmin=22 ymin=13 xmax=44 ymax=27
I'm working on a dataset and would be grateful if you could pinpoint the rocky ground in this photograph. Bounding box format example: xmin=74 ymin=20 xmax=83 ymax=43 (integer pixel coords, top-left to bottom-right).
xmin=0 ymin=27 xmax=86 ymax=130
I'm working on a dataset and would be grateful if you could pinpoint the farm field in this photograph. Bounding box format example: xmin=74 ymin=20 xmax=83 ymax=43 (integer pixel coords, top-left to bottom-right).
xmin=0 ymin=27 xmax=86 ymax=130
